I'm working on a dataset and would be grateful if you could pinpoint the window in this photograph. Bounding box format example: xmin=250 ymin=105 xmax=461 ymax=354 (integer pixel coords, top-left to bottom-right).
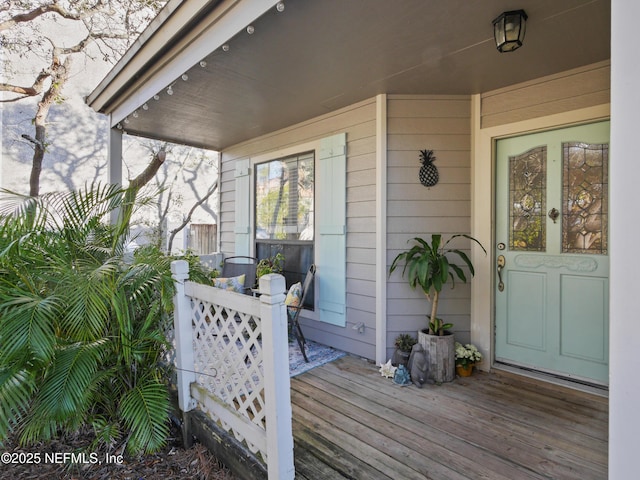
xmin=255 ymin=152 xmax=314 ymax=241
xmin=255 ymin=152 xmax=314 ymax=305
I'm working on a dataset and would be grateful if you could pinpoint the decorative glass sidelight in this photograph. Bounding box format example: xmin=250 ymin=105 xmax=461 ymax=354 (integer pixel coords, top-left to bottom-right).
xmin=562 ymin=142 xmax=608 ymax=254
xmin=509 ymin=146 xmax=547 ymax=251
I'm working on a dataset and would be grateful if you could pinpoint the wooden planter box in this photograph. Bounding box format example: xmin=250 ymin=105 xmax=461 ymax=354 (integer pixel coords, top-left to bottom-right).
xmin=418 ymin=329 xmax=455 ymax=383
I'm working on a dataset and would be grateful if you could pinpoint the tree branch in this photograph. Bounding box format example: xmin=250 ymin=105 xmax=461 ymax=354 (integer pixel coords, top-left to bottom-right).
xmin=54 ymin=32 xmax=128 ymax=56
xmin=29 ymin=55 xmax=71 ymax=196
xmin=0 ymin=2 xmax=102 ymax=31
xmin=167 ymin=182 xmax=218 ymax=253
xmin=21 ymin=134 xmax=44 ymax=149
xmin=0 ymin=70 xmax=51 ymax=101
xmin=128 ymin=150 xmax=167 ymax=191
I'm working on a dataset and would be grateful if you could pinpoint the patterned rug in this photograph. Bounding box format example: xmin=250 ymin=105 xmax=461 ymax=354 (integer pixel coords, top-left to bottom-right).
xmin=289 ymin=339 xmax=346 ymax=377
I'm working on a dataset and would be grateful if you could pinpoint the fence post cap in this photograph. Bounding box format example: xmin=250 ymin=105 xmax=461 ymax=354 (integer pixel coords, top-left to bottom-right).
xmin=259 ymin=273 xmax=286 ymax=296
xmin=171 ymin=259 xmax=190 ymax=276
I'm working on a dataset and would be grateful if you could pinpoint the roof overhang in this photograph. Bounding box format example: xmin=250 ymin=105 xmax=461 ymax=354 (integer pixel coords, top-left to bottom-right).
xmin=87 ymin=0 xmax=611 ymax=151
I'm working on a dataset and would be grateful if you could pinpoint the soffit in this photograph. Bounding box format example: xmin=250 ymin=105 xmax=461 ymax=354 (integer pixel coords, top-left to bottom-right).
xmin=91 ymin=0 xmax=611 ymax=151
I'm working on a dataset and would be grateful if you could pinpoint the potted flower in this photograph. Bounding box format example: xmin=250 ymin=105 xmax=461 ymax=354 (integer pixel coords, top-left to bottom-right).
xmin=392 ymin=333 xmax=417 ymax=367
xmin=455 ymin=342 xmax=483 ymax=377
xmin=389 ymin=234 xmax=486 ymax=383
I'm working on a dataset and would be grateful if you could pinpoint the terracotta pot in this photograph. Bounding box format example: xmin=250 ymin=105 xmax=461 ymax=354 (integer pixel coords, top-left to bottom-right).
xmin=456 ymin=363 xmax=474 ymax=377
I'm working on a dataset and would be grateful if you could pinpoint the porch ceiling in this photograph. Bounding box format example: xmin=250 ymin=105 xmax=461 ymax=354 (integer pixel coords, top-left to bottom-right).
xmin=88 ymin=0 xmax=610 ymax=151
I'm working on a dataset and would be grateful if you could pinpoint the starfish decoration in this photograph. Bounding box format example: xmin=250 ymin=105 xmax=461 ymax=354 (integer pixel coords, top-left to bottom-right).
xmin=379 ymin=359 xmax=397 ymax=378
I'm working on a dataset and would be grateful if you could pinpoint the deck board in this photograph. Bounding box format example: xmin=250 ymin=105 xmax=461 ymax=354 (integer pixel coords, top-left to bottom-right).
xmin=291 ymin=355 xmax=608 ymax=480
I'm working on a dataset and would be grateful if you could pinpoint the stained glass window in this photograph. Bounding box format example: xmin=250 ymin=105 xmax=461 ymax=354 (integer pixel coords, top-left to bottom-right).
xmin=509 ymin=147 xmax=546 ymax=251
xmin=562 ymin=142 xmax=608 ymax=254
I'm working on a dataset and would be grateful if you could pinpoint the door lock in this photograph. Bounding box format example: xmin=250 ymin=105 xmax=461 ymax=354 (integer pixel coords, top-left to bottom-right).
xmin=497 ymin=255 xmax=506 ymax=292
xmin=548 ymin=208 xmax=560 ymax=223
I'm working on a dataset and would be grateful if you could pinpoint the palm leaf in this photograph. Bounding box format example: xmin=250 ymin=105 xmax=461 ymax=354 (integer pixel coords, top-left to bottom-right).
xmin=0 ymin=183 xmax=183 ymax=453
xmin=0 ymin=294 xmax=60 ymax=362
xmin=119 ymin=374 xmax=170 ymax=453
xmin=20 ymin=342 xmax=107 ymax=445
xmin=449 ymin=248 xmax=475 ymax=276
xmin=57 ymin=265 xmax=113 ymax=341
xmin=430 ymin=234 xmax=442 ymax=254
xmin=0 ymin=367 xmax=36 ymax=440
xmin=448 ymin=263 xmax=467 ymax=283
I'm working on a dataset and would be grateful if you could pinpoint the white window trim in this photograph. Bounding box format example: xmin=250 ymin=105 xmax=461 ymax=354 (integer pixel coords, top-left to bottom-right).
xmin=250 ymin=139 xmax=321 ymax=323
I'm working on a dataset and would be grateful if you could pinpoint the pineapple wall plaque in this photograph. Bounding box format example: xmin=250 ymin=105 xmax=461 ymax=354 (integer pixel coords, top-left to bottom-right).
xmin=419 ymin=150 xmax=439 ymax=187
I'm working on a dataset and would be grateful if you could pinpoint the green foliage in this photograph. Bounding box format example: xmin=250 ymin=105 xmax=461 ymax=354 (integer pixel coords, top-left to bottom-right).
xmin=394 ymin=333 xmax=417 ymax=352
xmin=256 ymin=252 xmax=285 ymax=279
xmin=454 ymin=342 xmax=483 ymax=367
xmin=0 ymin=183 xmax=207 ymax=454
xmin=390 ymin=234 xmax=486 ymax=335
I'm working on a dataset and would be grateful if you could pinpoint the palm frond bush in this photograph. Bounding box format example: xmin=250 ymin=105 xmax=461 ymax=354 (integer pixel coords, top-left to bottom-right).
xmin=0 ymin=183 xmax=207 ymax=453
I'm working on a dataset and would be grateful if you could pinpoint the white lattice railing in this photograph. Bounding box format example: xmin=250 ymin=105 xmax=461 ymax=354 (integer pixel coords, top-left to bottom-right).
xmin=171 ymin=260 xmax=294 ymax=480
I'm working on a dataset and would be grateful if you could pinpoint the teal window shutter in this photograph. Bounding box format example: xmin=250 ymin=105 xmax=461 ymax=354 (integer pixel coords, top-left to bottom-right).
xmin=317 ymin=133 xmax=347 ymax=327
xmin=234 ymin=159 xmax=251 ymax=256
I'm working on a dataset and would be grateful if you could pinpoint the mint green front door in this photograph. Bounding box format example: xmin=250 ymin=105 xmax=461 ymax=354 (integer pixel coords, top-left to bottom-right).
xmin=495 ymin=121 xmax=610 ymax=385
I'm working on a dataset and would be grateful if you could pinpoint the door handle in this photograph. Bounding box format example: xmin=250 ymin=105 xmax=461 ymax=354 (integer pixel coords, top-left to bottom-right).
xmin=497 ymin=255 xmax=505 ymax=292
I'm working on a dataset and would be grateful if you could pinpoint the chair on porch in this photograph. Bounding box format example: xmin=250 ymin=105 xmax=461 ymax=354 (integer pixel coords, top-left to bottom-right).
xmin=221 ymin=256 xmax=258 ymax=295
xmin=285 ymin=264 xmax=316 ymax=363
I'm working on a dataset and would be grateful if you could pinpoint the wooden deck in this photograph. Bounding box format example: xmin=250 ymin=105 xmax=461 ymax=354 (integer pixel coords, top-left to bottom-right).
xmin=290 ymin=355 xmax=608 ymax=480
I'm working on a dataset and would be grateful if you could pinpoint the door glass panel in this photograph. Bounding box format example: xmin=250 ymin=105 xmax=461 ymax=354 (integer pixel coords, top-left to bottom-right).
xmin=562 ymin=142 xmax=608 ymax=254
xmin=509 ymin=146 xmax=547 ymax=251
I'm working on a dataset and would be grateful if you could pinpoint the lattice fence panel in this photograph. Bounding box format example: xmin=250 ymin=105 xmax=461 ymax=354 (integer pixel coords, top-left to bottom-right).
xmin=189 ymin=296 xmax=266 ymax=456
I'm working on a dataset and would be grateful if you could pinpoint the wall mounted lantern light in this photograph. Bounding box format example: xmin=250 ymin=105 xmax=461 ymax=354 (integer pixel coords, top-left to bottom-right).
xmin=492 ymin=10 xmax=528 ymax=53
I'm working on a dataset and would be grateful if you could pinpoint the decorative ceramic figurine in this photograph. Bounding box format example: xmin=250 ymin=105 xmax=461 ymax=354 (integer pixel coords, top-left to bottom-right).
xmin=408 ymin=343 xmax=429 ymax=388
xmin=379 ymin=359 xmax=397 ymax=378
xmin=393 ymin=364 xmax=411 ymax=385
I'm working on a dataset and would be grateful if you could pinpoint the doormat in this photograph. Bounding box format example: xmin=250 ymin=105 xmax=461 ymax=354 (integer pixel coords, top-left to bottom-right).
xmin=289 ymin=339 xmax=346 ymax=377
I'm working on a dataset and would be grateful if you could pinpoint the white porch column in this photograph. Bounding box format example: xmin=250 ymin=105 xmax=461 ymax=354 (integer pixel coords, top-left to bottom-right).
xmin=108 ymin=124 xmax=122 ymax=185
xmin=609 ymin=1 xmax=640 ymax=478
xmin=108 ymin=122 xmax=123 ymax=225
xmin=108 ymin=122 xmax=123 ymax=186
xmin=375 ymin=94 xmax=388 ymax=365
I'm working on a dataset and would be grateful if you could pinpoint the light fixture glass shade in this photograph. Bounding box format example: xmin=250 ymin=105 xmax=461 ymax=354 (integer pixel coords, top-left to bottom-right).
xmin=493 ymin=10 xmax=527 ymax=53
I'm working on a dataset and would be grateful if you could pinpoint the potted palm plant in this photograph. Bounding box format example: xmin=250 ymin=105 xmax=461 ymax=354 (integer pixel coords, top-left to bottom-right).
xmin=390 ymin=234 xmax=486 ymax=383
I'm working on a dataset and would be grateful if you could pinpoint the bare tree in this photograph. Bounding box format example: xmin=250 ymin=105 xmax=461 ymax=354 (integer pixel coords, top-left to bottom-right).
xmin=125 ymin=141 xmax=218 ymax=254
xmin=1 ymin=1 xmax=165 ymax=196
xmin=167 ymin=182 xmax=218 ymax=253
